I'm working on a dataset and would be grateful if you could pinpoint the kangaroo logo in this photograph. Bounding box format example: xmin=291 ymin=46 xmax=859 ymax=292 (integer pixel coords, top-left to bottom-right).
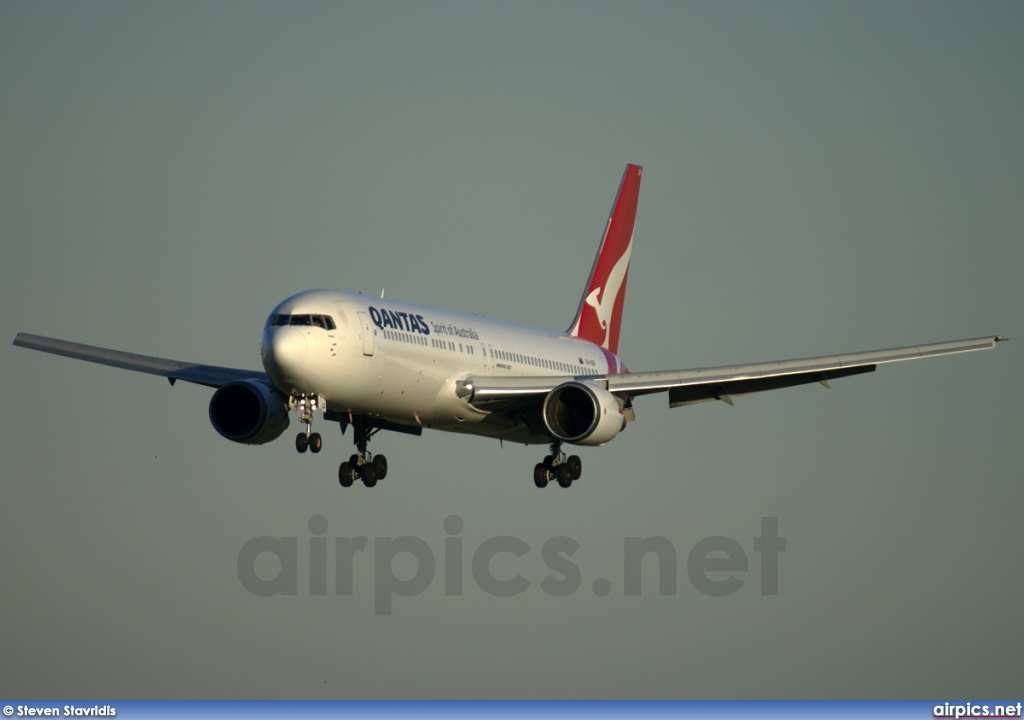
xmin=584 ymin=237 xmax=632 ymax=349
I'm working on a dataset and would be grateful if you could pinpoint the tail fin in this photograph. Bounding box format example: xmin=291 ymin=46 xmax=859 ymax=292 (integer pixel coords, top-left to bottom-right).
xmin=566 ymin=163 xmax=642 ymax=355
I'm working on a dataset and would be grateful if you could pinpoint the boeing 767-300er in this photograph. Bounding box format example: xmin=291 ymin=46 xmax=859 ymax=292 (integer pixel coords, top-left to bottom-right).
xmin=13 ymin=165 xmax=1005 ymax=488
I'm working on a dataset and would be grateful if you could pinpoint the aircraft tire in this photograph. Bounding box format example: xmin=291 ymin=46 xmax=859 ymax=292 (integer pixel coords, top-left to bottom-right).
xmin=372 ymin=454 xmax=388 ymax=480
xmin=295 ymin=433 xmax=308 ymax=453
xmin=339 ymin=462 xmax=355 ymax=487
xmin=567 ymin=455 xmax=582 ymax=480
xmin=534 ymin=464 xmax=549 ymax=488
xmin=362 ymin=463 xmax=378 ymax=487
xmin=557 ymin=464 xmax=572 ymax=488
xmin=309 ymin=433 xmax=322 ymax=453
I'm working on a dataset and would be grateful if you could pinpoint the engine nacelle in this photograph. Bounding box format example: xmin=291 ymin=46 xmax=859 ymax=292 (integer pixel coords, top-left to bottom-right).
xmin=542 ymin=381 xmax=625 ymax=446
xmin=209 ymin=379 xmax=290 ymax=445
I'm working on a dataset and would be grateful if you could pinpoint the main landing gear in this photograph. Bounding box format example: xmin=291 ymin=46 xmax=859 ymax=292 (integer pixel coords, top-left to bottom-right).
xmin=534 ymin=440 xmax=582 ymax=488
xmin=294 ymin=396 xmax=322 ymax=454
xmin=338 ymin=415 xmax=388 ymax=489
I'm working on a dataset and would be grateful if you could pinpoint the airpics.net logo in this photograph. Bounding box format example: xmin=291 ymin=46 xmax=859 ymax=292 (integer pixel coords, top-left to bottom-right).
xmin=236 ymin=516 xmax=786 ymax=615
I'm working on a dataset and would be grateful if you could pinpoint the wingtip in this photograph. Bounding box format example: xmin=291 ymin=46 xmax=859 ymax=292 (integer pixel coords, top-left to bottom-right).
xmin=995 ymin=335 xmax=1008 ymax=342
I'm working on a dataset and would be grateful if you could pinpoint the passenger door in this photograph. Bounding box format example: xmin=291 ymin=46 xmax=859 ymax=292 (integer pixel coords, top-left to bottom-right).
xmin=357 ymin=312 xmax=375 ymax=356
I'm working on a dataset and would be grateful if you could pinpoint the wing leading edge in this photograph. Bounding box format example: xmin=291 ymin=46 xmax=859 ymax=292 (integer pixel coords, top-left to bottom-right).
xmin=461 ymin=335 xmax=1006 ymax=407
xmin=12 ymin=333 xmax=268 ymax=389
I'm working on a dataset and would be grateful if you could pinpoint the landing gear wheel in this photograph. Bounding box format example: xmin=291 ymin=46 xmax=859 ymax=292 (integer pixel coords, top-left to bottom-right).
xmin=338 ymin=462 xmax=355 ymax=487
xmin=534 ymin=463 xmax=549 ymax=488
xmin=295 ymin=433 xmax=308 ymax=453
xmin=372 ymin=454 xmax=388 ymax=480
xmin=349 ymin=454 xmax=359 ymax=467
xmin=567 ymin=455 xmax=582 ymax=480
xmin=308 ymin=433 xmax=322 ymax=453
xmin=362 ymin=463 xmax=378 ymax=487
xmin=557 ymin=464 xmax=572 ymax=488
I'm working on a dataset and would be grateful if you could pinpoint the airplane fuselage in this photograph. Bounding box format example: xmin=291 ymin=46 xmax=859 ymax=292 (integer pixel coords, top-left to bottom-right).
xmin=260 ymin=289 xmax=625 ymax=445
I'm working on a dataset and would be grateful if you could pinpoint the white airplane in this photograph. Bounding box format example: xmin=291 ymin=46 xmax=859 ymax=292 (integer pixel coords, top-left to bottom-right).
xmin=13 ymin=165 xmax=1005 ymax=488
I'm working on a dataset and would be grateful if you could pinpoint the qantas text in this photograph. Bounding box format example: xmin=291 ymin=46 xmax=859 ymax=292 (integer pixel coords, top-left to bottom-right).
xmin=368 ymin=306 xmax=430 ymax=335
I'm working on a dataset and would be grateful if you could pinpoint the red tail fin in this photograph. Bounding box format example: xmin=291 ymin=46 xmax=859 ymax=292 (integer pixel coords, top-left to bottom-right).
xmin=566 ymin=164 xmax=642 ymax=354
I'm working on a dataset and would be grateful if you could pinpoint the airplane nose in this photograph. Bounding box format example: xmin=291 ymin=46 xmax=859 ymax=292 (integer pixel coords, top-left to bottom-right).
xmin=263 ymin=327 xmax=307 ymax=381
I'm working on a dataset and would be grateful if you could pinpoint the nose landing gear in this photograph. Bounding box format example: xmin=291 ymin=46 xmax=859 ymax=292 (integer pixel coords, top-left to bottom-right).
xmin=293 ymin=395 xmax=322 ymax=454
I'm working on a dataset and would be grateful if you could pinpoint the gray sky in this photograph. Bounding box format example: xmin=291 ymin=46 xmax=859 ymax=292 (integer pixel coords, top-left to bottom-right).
xmin=2 ymin=1 xmax=1021 ymax=699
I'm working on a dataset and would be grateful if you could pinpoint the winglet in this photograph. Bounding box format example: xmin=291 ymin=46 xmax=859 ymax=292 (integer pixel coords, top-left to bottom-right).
xmin=567 ymin=164 xmax=642 ymax=355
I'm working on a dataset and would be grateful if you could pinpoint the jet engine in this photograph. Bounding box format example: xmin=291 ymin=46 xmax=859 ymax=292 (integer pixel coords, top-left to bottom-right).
xmin=208 ymin=379 xmax=290 ymax=445
xmin=541 ymin=381 xmax=625 ymax=446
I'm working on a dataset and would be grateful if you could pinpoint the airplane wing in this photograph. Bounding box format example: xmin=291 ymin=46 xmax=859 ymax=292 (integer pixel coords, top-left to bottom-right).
xmin=12 ymin=333 xmax=269 ymax=389
xmin=460 ymin=335 xmax=1006 ymax=408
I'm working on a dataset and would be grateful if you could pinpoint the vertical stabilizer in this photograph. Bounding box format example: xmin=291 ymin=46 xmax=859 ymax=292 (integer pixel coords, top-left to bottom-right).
xmin=566 ymin=164 xmax=642 ymax=354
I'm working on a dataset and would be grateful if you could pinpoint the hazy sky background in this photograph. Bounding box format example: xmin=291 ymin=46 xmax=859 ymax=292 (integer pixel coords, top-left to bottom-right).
xmin=2 ymin=1 xmax=1021 ymax=699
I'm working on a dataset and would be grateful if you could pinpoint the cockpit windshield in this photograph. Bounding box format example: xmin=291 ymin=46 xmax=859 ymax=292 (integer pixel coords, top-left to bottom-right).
xmin=267 ymin=314 xmax=336 ymax=330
